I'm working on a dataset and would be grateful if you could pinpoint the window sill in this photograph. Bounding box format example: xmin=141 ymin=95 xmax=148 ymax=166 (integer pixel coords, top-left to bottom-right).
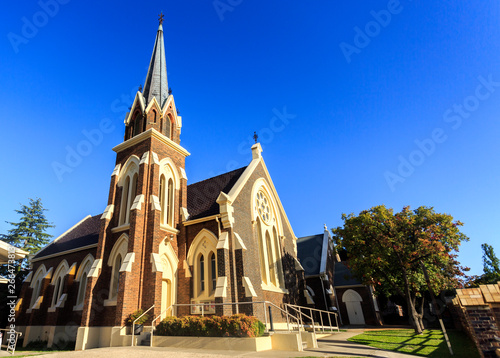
xmin=160 ymin=224 xmax=179 ymax=234
xmin=103 ymin=299 xmax=117 ymax=307
xmin=48 ymin=307 xmax=56 ymax=313
xmin=73 ymin=304 xmax=83 ymax=311
xmin=111 ymin=224 xmax=130 ymax=233
xmin=261 ymin=283 xmax=288 ymax=294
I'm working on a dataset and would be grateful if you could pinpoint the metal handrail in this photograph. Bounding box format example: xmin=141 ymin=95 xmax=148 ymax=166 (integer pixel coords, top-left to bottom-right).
xmin=131 ymin=304 xmax=155 ymax=346
xmin=285 ymin=303 xmax=339 ymax=333
xmin=147 ymin=301 xmax=303 ymax=347
xmin=285 ymin=304 xmax=316 ymax=335
xmin=0 ymin=328 xmax=22 ymax=354
xmin=150 ymin=305 xmax=173 ymax=347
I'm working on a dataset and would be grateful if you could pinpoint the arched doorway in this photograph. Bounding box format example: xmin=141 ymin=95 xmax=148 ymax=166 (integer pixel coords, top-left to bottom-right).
xmin=342 ymin=289 xmax=365 ymax=325
xmin=159 ymin=240 xmax=178 ymax=319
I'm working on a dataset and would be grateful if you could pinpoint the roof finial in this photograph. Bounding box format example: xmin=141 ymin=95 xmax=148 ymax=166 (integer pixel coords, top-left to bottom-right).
xmin=324 ymin=224 xmax=328 ymax=231
xmin=253 ymin=131 xmax=258 ymax=144
xmin=159 ymin=12 xmax=164 ymax=25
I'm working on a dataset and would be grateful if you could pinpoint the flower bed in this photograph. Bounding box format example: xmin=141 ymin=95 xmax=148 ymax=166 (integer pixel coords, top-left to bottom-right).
xmin=155 ymin=314 xmax=265 ymax=337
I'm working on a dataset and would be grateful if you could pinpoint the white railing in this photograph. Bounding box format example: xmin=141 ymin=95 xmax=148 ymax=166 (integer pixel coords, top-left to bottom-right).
xmin=0 ymin=328 xmax=22 ymax=355
xmin=285 ymin=304 xmax=339 ymax=334
xmin=148 ymin=301 xmax=303 ymax=347
xmin=131 ymin=304 xmax=155 ymax=347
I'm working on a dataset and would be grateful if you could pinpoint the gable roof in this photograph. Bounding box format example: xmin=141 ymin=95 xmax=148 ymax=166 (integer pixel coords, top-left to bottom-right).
xmin=296 ymin=234 xmax=325 ymax=276
xmin=334 ymin=261 xmax=363 ymax=287
xmin=33 ymin=214 xmax=101 ymax=261
xmin=186 ymin=166 xmax=247 ymax=221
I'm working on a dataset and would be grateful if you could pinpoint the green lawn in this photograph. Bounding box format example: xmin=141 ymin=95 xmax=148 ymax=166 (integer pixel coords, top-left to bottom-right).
xmin=348 ymin=329 xmax=479 ymax=358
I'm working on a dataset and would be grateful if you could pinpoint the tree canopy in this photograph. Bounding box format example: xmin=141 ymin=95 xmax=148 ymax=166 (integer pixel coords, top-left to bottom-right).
xmin=475 ymin=243 xmax=500 ymax=285
xmin=332 ymin=205 xmax=469 ymax=334
xmin=1 ymin=198 xmax=54 ymax=271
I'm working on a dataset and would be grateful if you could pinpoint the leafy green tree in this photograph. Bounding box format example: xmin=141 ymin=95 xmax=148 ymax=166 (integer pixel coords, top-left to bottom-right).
xmin=480 ymin=243 xmax=500 ymax=284
xmin=1 ymin=198 xmax=54 ymax=272
xmin=332 ymin=205 xmax=469 ymax=334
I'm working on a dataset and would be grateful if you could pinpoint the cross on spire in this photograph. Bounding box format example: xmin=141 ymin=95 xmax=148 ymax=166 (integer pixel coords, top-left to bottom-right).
xmin=253 ymin=131 xmax=258 ymax=143
xmin=159 ymin=12 xmax=164 ymax=25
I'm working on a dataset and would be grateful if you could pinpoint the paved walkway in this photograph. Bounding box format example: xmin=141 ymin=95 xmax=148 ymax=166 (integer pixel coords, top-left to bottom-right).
xmin=4 ymin=329 xmax=418 ymax=358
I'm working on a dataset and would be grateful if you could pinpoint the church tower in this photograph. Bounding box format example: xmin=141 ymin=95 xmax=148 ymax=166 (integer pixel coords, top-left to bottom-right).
xmin=78 ymin=14 xmax=189 ymax=344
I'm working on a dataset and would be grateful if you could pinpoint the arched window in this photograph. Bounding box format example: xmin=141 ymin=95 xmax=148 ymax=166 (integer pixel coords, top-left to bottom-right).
xmin=110 ymin=254 xmax=122 ymax=299
xmin=199 ymin=254 xmax=205 ymax=293
xmin=273 ymin=227 xmax=284 ymax=287
xmin=50 ymin=261 xmax=69 ymax=309
xmin=159 ymin=175 xmax=166 ymax=225
xmin=158 ymin=159 xmax=178 ymax=228
xmin=133 ymin=113 xmax=141 ymax=136
xmin=52 ymin=277 xmax=62 ymax=307
xmin=257 ymin=219 xmax=267 ymax=284
xmin=265 ymin=231 xmax=277 ymax=286
xmin=210 ymin=252 xmax=216 ymax=292
xmin=165 ymin=115 xmax=172 ymax=138
xmin=187 ymin=230 xmax=218 ymax=301
xmin=167 ymin=178 xmax=173 ymax=226
xmin=253 ymin=184 xmax=285 ymax=290
xmin=119 ymin=176 xmax=130 ymax=225
xmin=74 ymin=254 xmax=94 ymax=309
xmin=118 ymin=158 xmax=140 ymax=227
xmin=160 ymin=117 xmax=163 ymax=134
xmin=29 ymin=265 xmax=48 ymax=309
xmin=106 ymin=234 xmax=128 ymax=304
xmin=152 ymin=110 xmax=157 ymax=124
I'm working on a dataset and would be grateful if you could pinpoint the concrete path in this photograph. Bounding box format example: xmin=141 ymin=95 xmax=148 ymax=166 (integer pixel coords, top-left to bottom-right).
xmin=6 ymin=329 xmax=419 ymax=358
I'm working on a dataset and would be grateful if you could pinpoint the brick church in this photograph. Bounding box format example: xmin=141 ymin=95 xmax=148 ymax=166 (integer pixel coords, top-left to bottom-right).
xmin=15 ymin=18 xmax=308 ymax=349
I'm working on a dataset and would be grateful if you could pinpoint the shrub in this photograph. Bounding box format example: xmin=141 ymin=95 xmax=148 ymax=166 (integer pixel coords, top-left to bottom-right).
xmin=156 ymin=314 xmax=265 ymax=338
xmin=125 ymin=309 xmax=149 ymax=326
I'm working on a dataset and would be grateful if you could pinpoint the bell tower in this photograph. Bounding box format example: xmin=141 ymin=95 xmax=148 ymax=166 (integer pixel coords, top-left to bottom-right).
xmin=78 ymin=14 xmax=189 ymax=346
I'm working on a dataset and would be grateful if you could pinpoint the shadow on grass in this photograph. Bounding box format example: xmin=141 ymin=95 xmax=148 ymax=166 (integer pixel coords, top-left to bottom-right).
xmin=348 ymin=329 xmax=479 ymax=358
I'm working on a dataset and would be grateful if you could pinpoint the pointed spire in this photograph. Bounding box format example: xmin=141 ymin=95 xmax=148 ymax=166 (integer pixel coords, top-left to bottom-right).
xmin=143 ymin=13 xmax=169 ymax=107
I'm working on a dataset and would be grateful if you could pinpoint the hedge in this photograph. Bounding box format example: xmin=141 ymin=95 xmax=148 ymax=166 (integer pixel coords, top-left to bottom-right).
xmin=155 ymin=314 xmax=266 ymax=337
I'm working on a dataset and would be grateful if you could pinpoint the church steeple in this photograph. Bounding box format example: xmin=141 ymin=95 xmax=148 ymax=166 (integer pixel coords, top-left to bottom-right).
xmin=142 ymin=13 xmax=169 ymax=107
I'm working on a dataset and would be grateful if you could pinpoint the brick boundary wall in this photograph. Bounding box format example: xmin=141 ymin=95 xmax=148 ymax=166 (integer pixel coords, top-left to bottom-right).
xmin=452 ymin=283 xmax=500 ymax=358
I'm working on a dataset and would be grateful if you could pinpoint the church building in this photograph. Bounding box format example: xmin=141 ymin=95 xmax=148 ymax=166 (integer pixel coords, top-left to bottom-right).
xmin=15 ymin=17 xmax=306 ymax=349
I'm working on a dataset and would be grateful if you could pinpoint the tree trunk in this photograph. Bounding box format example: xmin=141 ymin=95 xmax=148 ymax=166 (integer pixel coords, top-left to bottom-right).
xmin=402 ymin=271 xmax=423 ymax=334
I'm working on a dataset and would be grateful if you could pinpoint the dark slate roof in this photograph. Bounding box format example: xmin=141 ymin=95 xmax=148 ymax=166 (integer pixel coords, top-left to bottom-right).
xmin=334 ymin=261 xmax=362 ymax=286
xmin=296 ymin=234 xmax=324 ymax=277
xmin=187 ymin=167 xmax=247 ymax=221
xmin=33 ymin=215 xmax=101 ymax=259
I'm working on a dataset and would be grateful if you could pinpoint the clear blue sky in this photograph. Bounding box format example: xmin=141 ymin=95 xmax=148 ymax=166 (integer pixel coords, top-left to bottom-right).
xmin=1 ymin=1 xmax=499 ymax=276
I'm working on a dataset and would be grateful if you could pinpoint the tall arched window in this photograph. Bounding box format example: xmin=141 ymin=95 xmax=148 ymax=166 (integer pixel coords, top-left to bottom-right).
xmin=52 ymin=277 xmax=62 ymax=307
xmin=199 ymin=254 xmax=205 ymax=293
xmin=158 ymin=160 xmax=178 ymax=228
xmin=165 ymin=115 xmax=172 ymax=138
xmin=75 ymin=255 xmax=94 ymax=309
xmin=119 ymin=176 xmax=130 ymax=225
xmin=273 ymin=227 xmax=284 ymax=287
xmin=105 ymin=234 xmax=128 ymax=305
xmin=110 ymin=254 xmax=122 ymax=300
xmin=210 ymin=253 xmax=216 ymax=293
xmin=167 ymin=179 xmax=173 ymax=226
xmin=159 ymin=175 xmax=166 ymax=225
xmin=118 ymin=158 xmax=140 ymax=227
xmin=254 ymin=184 xmax=285 ymax=290
xmin=187 ymin=230 xmax=218 ymax=302
xmin=257 ymin=219 xmax=267 ymax=284
xmin=133 ymin=113 xmax=141 ymax=136
xmin=265 ymin=231 xmax=277 ymax=286
xmin=49 ymin=261 xmax=68 ymax=310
